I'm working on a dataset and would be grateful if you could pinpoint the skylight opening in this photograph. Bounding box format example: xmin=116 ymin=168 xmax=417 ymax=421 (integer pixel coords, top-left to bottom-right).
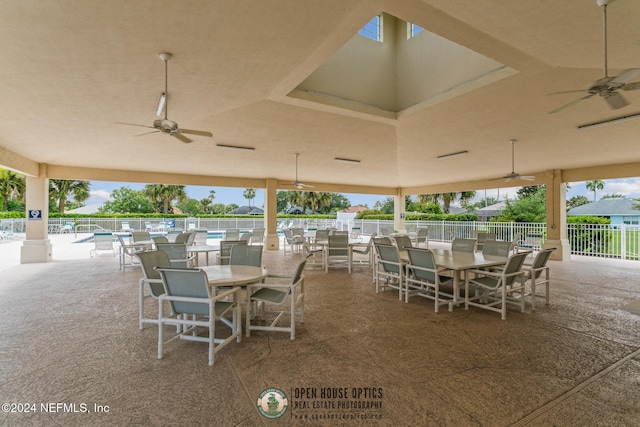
xmin=407 ymin=22 xmax=424 ymax=40
xmin=358 ymin=15 xmax=383 ymax=42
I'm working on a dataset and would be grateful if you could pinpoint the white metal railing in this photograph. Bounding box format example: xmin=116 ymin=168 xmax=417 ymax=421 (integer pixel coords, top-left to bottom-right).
xmin=3 ymin=217 xmax=639 ymax=261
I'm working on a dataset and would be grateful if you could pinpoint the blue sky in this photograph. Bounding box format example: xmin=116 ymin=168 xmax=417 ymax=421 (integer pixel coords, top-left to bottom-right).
xmin=84 ymin=178 xmax=640 ymax=208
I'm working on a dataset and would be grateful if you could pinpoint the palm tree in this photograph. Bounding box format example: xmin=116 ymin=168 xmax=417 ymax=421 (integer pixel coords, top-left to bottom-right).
xmin=243 ymin=188 xmax=256 ymax=208
xmin=49 ymin=179 xmax=90 ymax=213
xmin=143 ymin=184 xmax=187 ymax=214
xmin=304 ymin=192 xmax=332 ymax=213
xmin=585 ymin=180 xmax=605 ymax=202
xmin=417 ymin=191 xmax=476 ymax=214
xmin=0 ymin=169 xmax=25 ymax=211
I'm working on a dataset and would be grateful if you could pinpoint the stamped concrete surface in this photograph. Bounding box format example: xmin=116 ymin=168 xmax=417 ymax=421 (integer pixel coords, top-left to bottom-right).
xmin=0 ymin=235 xmax=639 ymax=426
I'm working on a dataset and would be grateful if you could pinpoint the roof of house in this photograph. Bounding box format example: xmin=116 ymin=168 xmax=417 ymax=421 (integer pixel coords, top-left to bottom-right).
xmin=228 ymin=206 xmax=264 ymax=215
xmin=66 ymin=204 xmax=104 ymax=214
xmin=340 ymin=205 xmax=368 ymax=214
xmin=567 ymin=198 xmax=640 ymax=216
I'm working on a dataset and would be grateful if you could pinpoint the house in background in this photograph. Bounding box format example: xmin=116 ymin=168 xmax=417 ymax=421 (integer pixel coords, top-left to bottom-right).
xmin=472 ymin=201 xmax=508 ymax=222
xmin=567 ymin=198 xmax=640 ymax=227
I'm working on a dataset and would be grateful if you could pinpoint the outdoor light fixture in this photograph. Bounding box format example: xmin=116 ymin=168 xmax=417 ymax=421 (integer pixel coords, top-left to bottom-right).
xmin=334 ymin=157 xmax=361 ymax=164
xmin=155 ymin=92 xmax=166 ymax=117
xmin=577 ymin=112 xmax=640 ymax=130
xmin=437 ymin=150 xmax=468 ymax=159
xmin=216 ymin=144 xmax=255 ymax=151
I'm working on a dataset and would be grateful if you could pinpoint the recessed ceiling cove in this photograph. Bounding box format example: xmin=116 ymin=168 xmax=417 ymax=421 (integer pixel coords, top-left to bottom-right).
xmin=288 ymin=12 xmax=516 ymax=120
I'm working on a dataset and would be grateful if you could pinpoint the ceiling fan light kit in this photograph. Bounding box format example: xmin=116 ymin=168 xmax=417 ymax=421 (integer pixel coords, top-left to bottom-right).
xmin=549 ymin=0 xmax=640 ymax=114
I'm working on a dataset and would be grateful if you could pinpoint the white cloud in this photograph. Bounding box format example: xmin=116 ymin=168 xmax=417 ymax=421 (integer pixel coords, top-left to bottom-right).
xmin=86 ymin=189 xmax=112 ymax=203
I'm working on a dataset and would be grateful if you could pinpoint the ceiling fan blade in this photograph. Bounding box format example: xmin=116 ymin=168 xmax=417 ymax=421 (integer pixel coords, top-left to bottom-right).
xmin=621 ymin=82 xmax=640 ymax=91
xmin=611 ymin=68 xmax=640 ymax=85
xmin=504 ymin=176 xmax=514 ymax=183
xmin=172 ymin=133 xmax=192 ymax=143
xmin=180 ymin=129 xmax=213 ymax=137
xmin=548 ymin=93 xmax=596 ymax=114
xmin=604 ymin=91 xmax=628 ymax=109
xmin=134 ymin=130 xmax=160 ymax=137
xmin=520 ymin=175 xmax=536 ymax=181
xmin=115 ymin=121 xmax=156 ymax=129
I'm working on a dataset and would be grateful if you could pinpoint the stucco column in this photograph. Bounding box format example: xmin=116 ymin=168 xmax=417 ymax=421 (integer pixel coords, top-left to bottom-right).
xmin=543 ymin=169 xmax=570 ymax=261
xmin=393 ymin=191 xmax=406 ymax=234
xmin=21 ymin=164 xmax=52 ymax=263
xmin=264 ymin=178 xmax=279 ymax=250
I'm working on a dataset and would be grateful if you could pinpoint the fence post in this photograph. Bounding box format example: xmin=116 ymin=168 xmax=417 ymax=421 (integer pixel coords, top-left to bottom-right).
xmin=621 ymin=224 xmax=627 ymax=261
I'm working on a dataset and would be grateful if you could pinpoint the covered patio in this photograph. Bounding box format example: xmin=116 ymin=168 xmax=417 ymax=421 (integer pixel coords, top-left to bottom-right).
xmin=1 ymin=237 xmax=639 ymax=425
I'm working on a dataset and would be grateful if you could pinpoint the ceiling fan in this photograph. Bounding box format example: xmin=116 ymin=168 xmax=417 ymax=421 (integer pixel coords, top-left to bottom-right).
xmin=292 ymin=153 xmax=314 ymax=189
xmin=549 ymin=0 xmax=640 ymax=114
xmin=491 ymin=139 xmax=535 ymax=182
xmin=117 ymin=52 xmax=213 ymax=143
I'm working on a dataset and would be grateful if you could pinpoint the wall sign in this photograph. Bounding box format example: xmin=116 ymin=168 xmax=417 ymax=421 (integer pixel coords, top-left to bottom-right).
xmin=400 ymin=213 xmax=405 ymax=219
xmin=28 ymin=210 xmax=42 ymax=220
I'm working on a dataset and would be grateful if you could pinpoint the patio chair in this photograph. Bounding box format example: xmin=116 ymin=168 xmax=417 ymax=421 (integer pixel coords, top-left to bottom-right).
xmin=218 ymin=240 xmax=247 ymax=265
xmin=482 ymin=240 xmax=514 ymax=257
xmin=475 ymin=232 xmax=497 ymax=251
xmin=405 ymin=248 xmax=454 ymax=311
xmin=167 ymin=230 xmax=182 ymax=242
xmin=464 ymin=251 xmax=530 ymax=320
xmin=302 ymin=240 xmax=324 ymax=269
xmin=324 ymin=234 xmax=350 ymax=273
xmin=174 ymin=231 xmax=196 ymax=246
xmin=413 ymin=228 xmax=429 ymax=248
xmin=194 ymin=229 xmax=208 ymax=245
xmin=132 ymin=231 xmax=151 ymax=242
xmin=90 ymin=232 xmax=116 ymax=258
xmin=374 ymin=243 xmax=404 ymax=301
xmin=246 ymin=260 xmax=306 ymax=340
xmin=187 ymin=220 xmax=197 ymax=231
xmin=133 ymin=250 xmax=171 ymax=329
xmin=351 ymin=233 xmax=375 ymax=269
xmin=229 ymin=244 xmax=263 ymax=267
xmin=156 ymin=243 xmax=195 ymax=268
xmin=518 ymin=248 xmax=554 ymax=310
xmin=116 ymin=234 xmax=146 ymax=271
xmin=60 ymin=222 xmax=74 ymax=233
xmin=225 ymin=229 xmax=240 ymax=240
xmin=350 ymin=227 xmax=361 ymax=241
xmin=250 ymin=228 xmax=265 ymax=245
xmin=239 ymin=232 xmax=253 ymax=243
xmin=152 ymin=236 xmax=169 ymax=244
xmin=380 ymin=227 xmax=394 ymax=237
xmin=283 ymin=229 xmax=303 ymax=255
xmin=452 ymin=238 xmax=477 ymax=253
xmin=156 ymin=267 xmax=241 ymax=366
xmin=120 ymin=221 xmax=133 ymax=232
xmin=394 ymin=234 xmax=413 ymax=251
xmin=144 ymin=221 xmax=153 ymax=232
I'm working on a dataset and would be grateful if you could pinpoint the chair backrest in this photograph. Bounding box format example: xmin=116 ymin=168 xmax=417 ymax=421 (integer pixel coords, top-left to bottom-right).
xmin=220 ymin=240 xmax=247 ymax=265
xmin=167 ymin=230 xmax=181 ymax=242
xmin=283 ymin=229 xmax=296 ymax=243
xmin=121 ymin=221 xmax=131 ymax=230
xmin=482 ymin=240 xmax=512 ymax=257
xmin=136 ymin=250 xmax=171 ymax=297
xmin=239 ymin=232 xmax=253 ymax=242
xmin=230 ymin=245 xmax=263 ymax=267
xmin=194 ymin=230 xmax=208 ymax=245
xmin=373 ymin=236 xmax=392 ymax=245
xmin=327 ymin=234 xmax=349 ymax=256
xmin=406 ymin=248 xmax=438 ymax=283
xmin=156 ymin=267 xmax=211 ymax=315
xmin=187 ymin=221 xmax=196 ymax=230
xmin=380 ymin=227 xmax=394 ymax=236
xmin=415 ymin=228 xmax=429 ymax=242
xmin=116 ymin=234 xmax=136 ymax=255
xmin=250 ymin=229 xmax=265 ymax=245
xmin=291 ymin=227 xmax=304 ymax=238
xmin=156 ymin=243 xmax=190 ymax=268
xmin=152 ymin=236 xmax=169 ymax=244
xmin=394 ymin=235 xmax=413 ymax=251
xmin=502 ymin=252 xmax=530 ymax=286
xmin=132 ymin=231 xmax=150 ymax=242
xmin=529 ymin=248 xmax=554 ymax=280
xmin=290 ymin=259 xmax=307 ymax=285
xmin=452 ymin=238 xmax=477 ymax=253
xmin=350 ymin=227 xmax=361 ymax=239
xmin=174 ymin=232 xmax=189 ymax=244
xmin=225 ymin=229 xmax=240 ymax=240
xmin=94 ymin=232 xmax=114 ymax=250
xmin=476 ymin=231 xmax=497 ymax=243
xmin=314 ymin=230 xmax=329 ymax=242
xmin=375 ymin=243 xmax=401 ymax=274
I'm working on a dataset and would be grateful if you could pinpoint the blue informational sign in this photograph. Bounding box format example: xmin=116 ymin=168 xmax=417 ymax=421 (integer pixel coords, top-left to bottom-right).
xmin=28 ymin=210 xmax=42 ymax=220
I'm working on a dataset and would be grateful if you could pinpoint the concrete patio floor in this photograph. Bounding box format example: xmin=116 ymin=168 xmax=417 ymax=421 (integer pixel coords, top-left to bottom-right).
xmin=0 ymin=235 xmax=639 ymax=426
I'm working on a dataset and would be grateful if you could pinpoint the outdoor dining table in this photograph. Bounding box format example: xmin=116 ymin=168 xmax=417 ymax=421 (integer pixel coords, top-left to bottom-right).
xmin=399 ymin=248 xmax=508 ymax=305
xmin=200 ymin=265 xmax=268 ymax=288
xmin=187 ymin=244 xmax=220 ymax=266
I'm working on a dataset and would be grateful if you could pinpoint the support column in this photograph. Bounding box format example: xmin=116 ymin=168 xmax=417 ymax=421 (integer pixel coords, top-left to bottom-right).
xmin=264 ymin=178 xmax=279 ymax=251
xmin=543 ymin=169 xmax=570 ymax=261
xmin=21 ymin=164 xmax=52 ymax=263
xmin=393 ymin=191 xmax=406 ymax=234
